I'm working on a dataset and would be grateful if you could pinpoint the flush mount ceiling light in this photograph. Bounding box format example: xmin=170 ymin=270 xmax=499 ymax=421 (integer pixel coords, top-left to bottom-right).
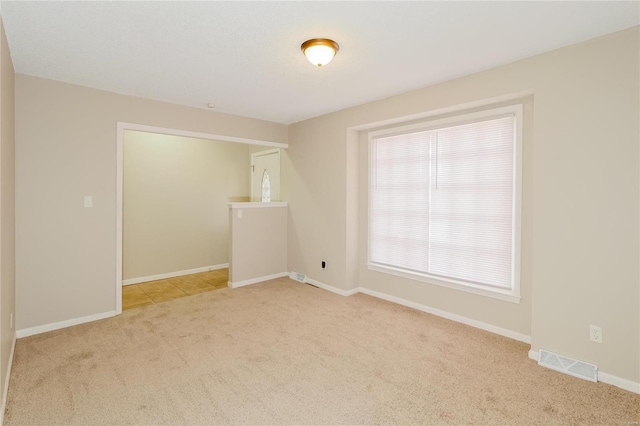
xmin=301 ymin=38 xmax=339 ymax=67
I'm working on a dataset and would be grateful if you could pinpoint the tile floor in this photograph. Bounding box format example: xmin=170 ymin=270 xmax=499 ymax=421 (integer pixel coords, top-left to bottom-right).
xmin=122 ymin=268 xmax=229 ymax=311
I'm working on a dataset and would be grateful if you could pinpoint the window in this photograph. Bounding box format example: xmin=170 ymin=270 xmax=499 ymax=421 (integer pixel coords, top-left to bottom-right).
xmin=368 ymin=105 xmax=522 ymax=302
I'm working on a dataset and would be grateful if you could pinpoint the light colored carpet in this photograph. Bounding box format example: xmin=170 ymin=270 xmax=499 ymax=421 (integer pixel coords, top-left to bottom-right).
xmin=5 ymin=278 xmax=639 ymax=425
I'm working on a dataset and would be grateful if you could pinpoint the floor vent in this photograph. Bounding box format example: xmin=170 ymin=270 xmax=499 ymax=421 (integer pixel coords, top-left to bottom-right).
xmin=289 ymin=271 xmax=306 ymax=283
xmin=538 ymin=349 xmax=598 ymax=382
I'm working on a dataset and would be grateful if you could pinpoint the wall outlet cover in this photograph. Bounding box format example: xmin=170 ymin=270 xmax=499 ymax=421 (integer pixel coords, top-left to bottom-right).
xmin=589 ymin=325 xmax=602 ymax=343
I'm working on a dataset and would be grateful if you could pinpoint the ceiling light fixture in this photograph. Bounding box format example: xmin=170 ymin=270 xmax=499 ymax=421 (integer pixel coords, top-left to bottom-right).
xmin=301 ymin=38 xmax=339 ymax=67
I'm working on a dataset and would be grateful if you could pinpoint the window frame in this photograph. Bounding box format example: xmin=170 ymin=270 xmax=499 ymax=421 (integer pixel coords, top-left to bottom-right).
xmin=367 ymin=104 xmax=523 ymax=303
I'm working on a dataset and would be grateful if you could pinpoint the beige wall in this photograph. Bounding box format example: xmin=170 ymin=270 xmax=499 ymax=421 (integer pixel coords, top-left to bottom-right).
xmin=229 ymin=205 xmax=287 ymax=284
xmin=123 ymin=131 xmax=252 ymax=280
xmin=15 ymin=75 xmax=287 ymax=330
xmin=356 ymin=98 xmax=534 ymax=336
xmin=285 ymin=27 xmax=639 ymax=383
xmin=0 ymin=17 xmax=16 ymax=411
xmin=529 ymin=27 xmax=639 ymax=385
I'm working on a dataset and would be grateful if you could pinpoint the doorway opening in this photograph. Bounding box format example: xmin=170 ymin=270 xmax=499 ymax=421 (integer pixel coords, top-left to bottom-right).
xmin=116 ymin=122 xmax=287 ymax=314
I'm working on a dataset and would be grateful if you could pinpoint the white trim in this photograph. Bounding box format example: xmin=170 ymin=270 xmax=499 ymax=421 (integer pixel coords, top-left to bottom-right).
xmin=528 ymin=349 xmax=640 ymax=394
xmin=16 ymin=311 xmax=116 ymax=338
xmin=349 ymin=89 xmax=534 ymax=131
xmin=367 ymin=104 xmax=523 ymax=302
xmin=299 ymin=275 xmax=528 ymax=342
xmin=599 ymin=371 xmax=640 ymax=395
xmin=116 ymin=122 xmax=124 ymax=314
xmin=304 ymin=277 xmax=360 ymax=297
xmin=117 ymin=122 xmax=288 ymax=149
xmin=116 ymin=122 xmax=288 ymax=317
xmin=122 ymin=263 xmax=229 ymax=286
xmin=512 ymin=104 xmax=523 ymax=303
xmin=227 ymin=202 xmax=288 ymax=209
xmin=367 ymin=264 xmax=521 ymax=303
xmin=228 ymin=272 xmax=288 ymax=288
xmin=368 ymin=104 xmax=521 ymax=139
xmin=359 ymin=287 xmax=531 ymax=343
xmin=0 ymin=332 xmax=16 ymax=426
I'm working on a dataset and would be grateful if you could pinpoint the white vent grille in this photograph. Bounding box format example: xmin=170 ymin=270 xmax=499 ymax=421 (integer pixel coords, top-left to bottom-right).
xmin=538 ymin=349 xmax=598 ymax=382
xmin=289 ymin=271 xmax=306 ymax=283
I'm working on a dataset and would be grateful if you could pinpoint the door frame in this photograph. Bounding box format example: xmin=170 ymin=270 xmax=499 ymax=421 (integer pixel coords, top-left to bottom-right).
xmin=116 ymin=122 xmax=287 ymax=314
xmin=250 ymin=148 xmax=281 ymax=202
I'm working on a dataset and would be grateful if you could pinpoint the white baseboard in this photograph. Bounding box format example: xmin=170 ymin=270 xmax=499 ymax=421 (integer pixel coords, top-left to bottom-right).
xmin=598 ymin=371 xmax=640 ymax=394
xmin=228 ymin=272 xmax=288 ymax=289
xmin=299 ymin=276 xmax=530 ymax=343
xmin=529 ymin=349 xmax=639 ymax=394
xmin=0 ymin=331 xmax=16 ymax=426
xmin=304 ymin=277 xmax=360 ymax=297
xmin=16 ymin=311 xmax=117 ymax=338
xmin=123 ymin=263 xmax=229 ymax=286
xmin=314 ymin=280 xmax=639 ymax=395
xmin=359 ymin=287 xmax=531 ymax=343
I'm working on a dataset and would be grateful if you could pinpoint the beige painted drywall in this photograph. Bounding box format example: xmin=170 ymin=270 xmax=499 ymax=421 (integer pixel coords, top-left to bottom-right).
xmin=15 ymin=75 xmax=287 ymax=331
xmin=355 ymin=97 xmax=534 ymax=335
xmin=228 ymin=205 xmax=287 ymax=283
xmin=123 ymin=131 xmax=252 ymax=281
xmin=285 ymin=27 xmax=639 ymax=383
xmin=0 ymin=16 xmax=16 ymax=410
xmin=529 ymin=27 xmax=639 ymax=386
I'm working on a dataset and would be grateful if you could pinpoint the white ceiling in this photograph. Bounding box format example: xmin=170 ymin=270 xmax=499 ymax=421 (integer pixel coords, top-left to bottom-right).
xmin=1 ymin=1 xmax=638 ymax=124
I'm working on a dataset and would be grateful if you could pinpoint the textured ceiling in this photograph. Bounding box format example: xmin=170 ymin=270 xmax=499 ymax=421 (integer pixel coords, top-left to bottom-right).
xmin=1 ymin=1 xmax=638 ymax=124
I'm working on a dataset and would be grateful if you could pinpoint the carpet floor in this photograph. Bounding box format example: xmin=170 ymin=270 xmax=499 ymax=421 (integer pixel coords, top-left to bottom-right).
xmin=5 ymin=278 xmax=639 ymax=425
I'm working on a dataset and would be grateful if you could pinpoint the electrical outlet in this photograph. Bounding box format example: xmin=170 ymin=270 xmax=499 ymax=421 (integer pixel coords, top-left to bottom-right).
xmin=590 ymin=325 xmax=602 ymax=343
xmin=321 ymin=260 xmax=327 ymax=269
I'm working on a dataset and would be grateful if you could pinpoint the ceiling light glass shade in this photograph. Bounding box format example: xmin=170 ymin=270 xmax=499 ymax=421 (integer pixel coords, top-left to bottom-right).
xmin=301 ymin=39 xmax=339 ymax=67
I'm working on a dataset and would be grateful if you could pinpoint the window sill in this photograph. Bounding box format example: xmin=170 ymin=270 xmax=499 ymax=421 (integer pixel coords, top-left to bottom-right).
xmin=367 ymin=263 xmax=521 ymax=303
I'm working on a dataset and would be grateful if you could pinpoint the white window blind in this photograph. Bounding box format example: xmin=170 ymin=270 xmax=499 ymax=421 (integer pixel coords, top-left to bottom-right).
xmin=370 ymin=114 xmax=516 ymax=291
